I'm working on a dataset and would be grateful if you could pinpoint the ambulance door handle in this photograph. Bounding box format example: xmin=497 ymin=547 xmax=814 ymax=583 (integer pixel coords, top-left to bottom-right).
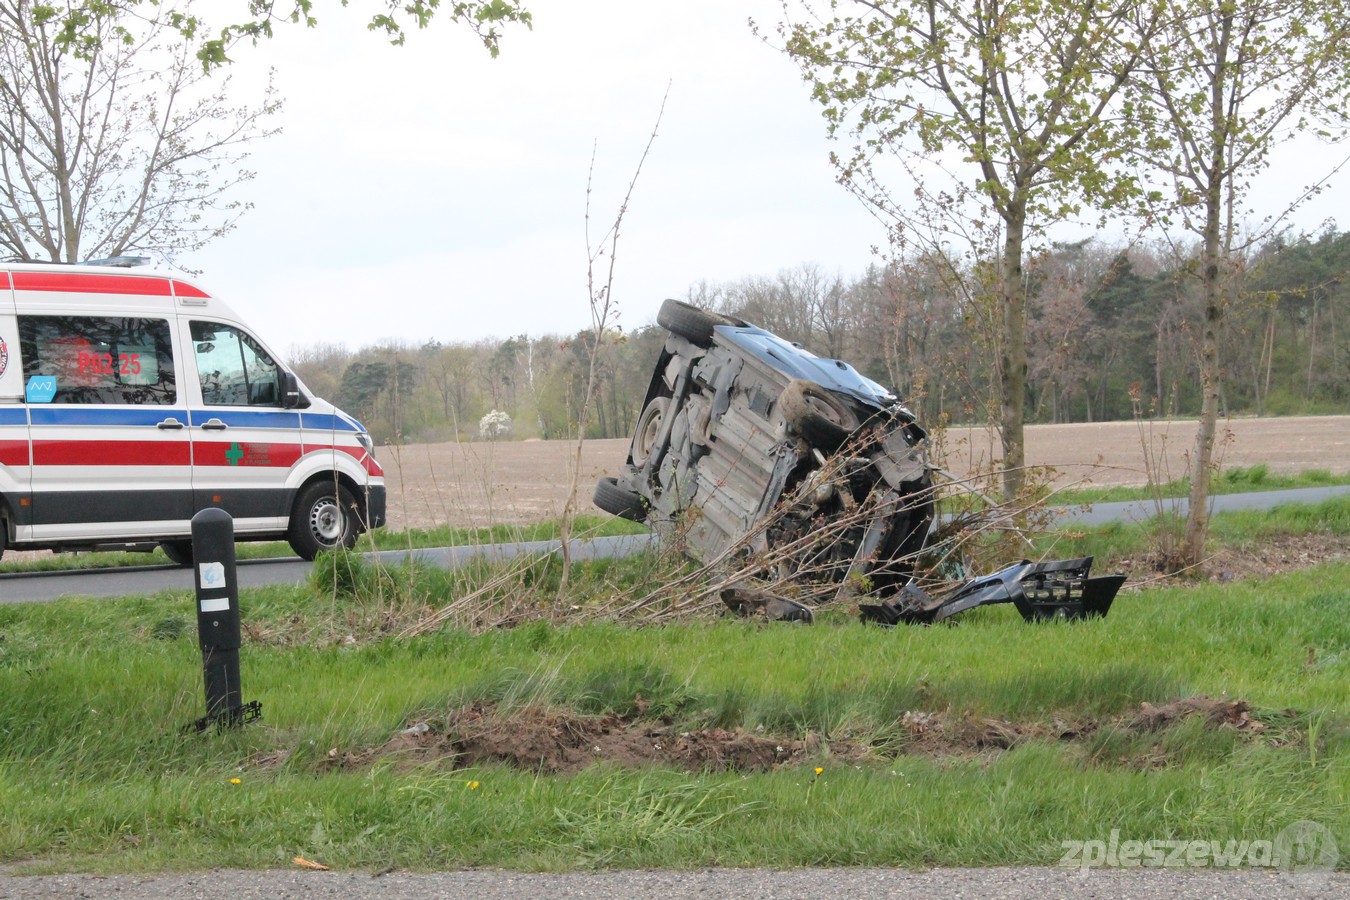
xmin=156 ymin=417 xmax=185 ymax=430
xmin=201 ymin=418 xmax=229 ymax=431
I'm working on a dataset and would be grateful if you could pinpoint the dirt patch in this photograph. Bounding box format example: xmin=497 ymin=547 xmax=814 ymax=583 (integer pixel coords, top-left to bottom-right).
xmin=1107 ymin=533 xmax=1350 ymax=586
xmin=328 ymin=701 xmax=861 ymax=775
xmin=1125 ymin=696 xmax=1258 ymax=732
xmin=894 ymin=696 xmax=1266 ymax=762
xmin=301 ymin=695 xmax=1269 ymax=776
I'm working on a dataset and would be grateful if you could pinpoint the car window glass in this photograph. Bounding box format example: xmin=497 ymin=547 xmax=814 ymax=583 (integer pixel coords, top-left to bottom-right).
xmin=18 ymin=315 xmax=176 ymax=404
xmin=191 ymin=320 xmax=281 ymax=406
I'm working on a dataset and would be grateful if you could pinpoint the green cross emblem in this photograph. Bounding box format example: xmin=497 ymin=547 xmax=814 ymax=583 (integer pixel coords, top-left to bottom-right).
xmin=226 ymin=442 xmax=244 ymax=466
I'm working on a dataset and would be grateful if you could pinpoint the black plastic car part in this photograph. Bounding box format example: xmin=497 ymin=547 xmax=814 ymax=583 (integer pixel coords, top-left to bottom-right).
xmin=858 ymin=556 xmax=1125 ymax=625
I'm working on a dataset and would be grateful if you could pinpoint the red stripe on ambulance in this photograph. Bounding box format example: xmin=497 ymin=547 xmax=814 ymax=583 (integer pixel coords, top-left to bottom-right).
xmin=172 ymin=281 xmax=210 ymax=298
xmin=0 ymin=440 xmax=29 ymax=466
xmin=334 ymin=444 xmax=383 ymax=477
xmin=193 ymin=442 xmax=304 ymax=468
xmin=33 ymin=440 xmax=190 ymax=466
xmin=13 ymin=271 xmax=174 ymax=296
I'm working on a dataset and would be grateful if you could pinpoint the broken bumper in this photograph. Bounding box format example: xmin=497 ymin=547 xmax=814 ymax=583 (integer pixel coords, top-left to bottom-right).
xmin=859 ymin=556 xmax=1125 ymax=625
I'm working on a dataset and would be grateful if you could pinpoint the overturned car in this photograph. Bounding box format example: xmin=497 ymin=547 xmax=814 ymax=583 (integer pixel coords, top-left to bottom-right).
xmin=594 ymin=299 xmax=1121 ymax=622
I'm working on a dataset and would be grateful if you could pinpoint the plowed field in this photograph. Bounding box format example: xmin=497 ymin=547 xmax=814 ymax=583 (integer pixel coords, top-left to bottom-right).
xmin=379 ymin=415 xmax=1350 ymax=531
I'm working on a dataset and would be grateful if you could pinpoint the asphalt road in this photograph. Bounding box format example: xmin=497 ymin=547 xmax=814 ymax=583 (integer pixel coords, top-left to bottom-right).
xmin=0 ymin=534 xmax=657 ymax=604
xmin=1049 ymin=484 xmax=1350 ymax=525
xmin=0 ymin=865 xmax=1343 ymax=899
xmin=4 ymin=485 xmax=1350 ymax=604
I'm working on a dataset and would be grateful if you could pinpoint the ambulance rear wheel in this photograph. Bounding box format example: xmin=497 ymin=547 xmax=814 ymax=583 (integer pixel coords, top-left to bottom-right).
xmin=289 ymin=482 xmax=360 ymax=560
xmin=159 ymin=540 xmax=194 ymax=567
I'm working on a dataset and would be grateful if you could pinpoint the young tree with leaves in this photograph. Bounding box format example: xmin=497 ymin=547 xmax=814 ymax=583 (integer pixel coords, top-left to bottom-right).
xmin=0 ymin=0 xmax=527 ymax=264
xmin=0 ymin=0 xmax=281 ymax=262
xmin=40 ymin=0 xmax=529 ymax=68
xmin=780 ymin=0 xmax=1159 ymax=498
xmin=1128 ymin=0 xmax=1350 ymax=566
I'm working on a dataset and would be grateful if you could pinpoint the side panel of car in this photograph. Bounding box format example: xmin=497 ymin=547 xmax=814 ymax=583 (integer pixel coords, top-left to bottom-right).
xmin=179 ymin=316 xmax=300 ymax=533
xmin=14 ymin=272 xmax=193 ymax=542
xmin=0 ymin=274 xmax=24 ymax=540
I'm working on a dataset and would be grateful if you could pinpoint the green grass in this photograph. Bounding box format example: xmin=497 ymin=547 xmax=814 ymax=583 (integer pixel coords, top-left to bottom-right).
xmin=1 ymin=557 xmax=1347 ymax=873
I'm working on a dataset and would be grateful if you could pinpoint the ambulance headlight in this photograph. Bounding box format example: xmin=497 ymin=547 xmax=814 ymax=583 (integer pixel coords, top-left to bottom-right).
xmin=356 ymin=432 xmax=375 ymax=456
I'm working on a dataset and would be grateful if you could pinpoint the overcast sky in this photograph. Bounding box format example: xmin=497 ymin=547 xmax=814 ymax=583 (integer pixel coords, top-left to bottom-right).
xmin=179 ymin=1 xmax=1350 ymax=358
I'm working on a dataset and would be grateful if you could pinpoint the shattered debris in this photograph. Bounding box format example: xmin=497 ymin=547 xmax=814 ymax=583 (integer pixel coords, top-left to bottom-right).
xmin=859 ymin=557 xmax=1125 ymax=625
xmin=719 ymin=586 xmax=814 ymax=623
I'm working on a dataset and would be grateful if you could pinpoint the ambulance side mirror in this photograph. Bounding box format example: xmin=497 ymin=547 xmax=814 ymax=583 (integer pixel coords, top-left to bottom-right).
xmin=280 ymin=370 xmax=302 ymax=409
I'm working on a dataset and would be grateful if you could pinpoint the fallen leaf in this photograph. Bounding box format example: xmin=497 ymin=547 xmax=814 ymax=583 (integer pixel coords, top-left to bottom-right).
xmin=293 ymin=856 xmax=330 ymax=871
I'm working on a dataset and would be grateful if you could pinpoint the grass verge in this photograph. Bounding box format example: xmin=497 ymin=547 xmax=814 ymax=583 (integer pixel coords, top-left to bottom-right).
xmin=0 ymin=555 xmax=1346 ymax=873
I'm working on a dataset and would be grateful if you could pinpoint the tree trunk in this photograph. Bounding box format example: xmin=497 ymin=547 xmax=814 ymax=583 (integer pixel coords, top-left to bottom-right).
xmin=999 ymin=202 xmax=1029 ymax=499
xmin=1182 ymin=182 xmax=1225 ymax=568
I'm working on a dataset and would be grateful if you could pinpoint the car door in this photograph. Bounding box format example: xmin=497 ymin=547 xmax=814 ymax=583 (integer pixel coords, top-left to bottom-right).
xmin=183 ymin=318 xmax=298 ymax=530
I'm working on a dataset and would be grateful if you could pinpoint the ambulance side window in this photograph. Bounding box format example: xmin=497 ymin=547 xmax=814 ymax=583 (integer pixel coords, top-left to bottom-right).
xmin=191 ymin=321 xmax=281 ymax=407
xmin=18 ymin=315 xmax=176 ymax=405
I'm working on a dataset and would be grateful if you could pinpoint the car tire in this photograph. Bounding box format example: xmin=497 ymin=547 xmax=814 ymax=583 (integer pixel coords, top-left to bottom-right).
xmin=657 ymin=299 xmax=737 ymax=347
xmin=288 ymin=481 xmax=360 ymax=560
xmin=779 ymin=379 xmax=860 ymax=453
xmin=159 ymin=539 xmax=194 ymax=567
xmin=593 ymin=476 xmax=648 ymax=521
xmin=631 ymin=396 xmax=670 ymax=467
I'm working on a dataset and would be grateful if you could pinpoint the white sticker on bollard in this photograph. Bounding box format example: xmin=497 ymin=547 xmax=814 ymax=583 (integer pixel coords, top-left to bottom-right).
xmin=199 ymin=561 xmax=227 ymax=591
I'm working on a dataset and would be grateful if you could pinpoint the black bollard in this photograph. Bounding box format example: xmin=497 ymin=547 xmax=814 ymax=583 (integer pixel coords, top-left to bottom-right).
xmin=188 ymin=508 xmax=260 ymax=732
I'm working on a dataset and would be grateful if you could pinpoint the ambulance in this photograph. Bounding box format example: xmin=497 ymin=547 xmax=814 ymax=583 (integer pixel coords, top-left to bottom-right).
xmin=0 ymin=260 xmax=386 ymax=564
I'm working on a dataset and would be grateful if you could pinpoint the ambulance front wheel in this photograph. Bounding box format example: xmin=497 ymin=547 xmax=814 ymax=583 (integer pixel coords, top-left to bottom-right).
xmin=289 ymin=481 xmax=360 ymax=560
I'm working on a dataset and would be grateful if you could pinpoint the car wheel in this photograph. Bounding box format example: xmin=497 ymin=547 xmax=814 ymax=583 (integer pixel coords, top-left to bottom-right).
xmin=159 ymin=539 xmax=194 ymax=567
xmin=778 ymin=379 xmax=860 ymax=453
xmin=657 ymin=299 xmax=738 ymax=347
xmin=593 ymin=476 xmax=648 ymax=521
xmin=631 ymin=396 xmax=670 ymax=467
xmin=288 ymin=481 xmax=360 ymax=560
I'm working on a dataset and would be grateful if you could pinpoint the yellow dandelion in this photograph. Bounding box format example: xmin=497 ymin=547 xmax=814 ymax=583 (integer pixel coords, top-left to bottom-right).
xmin=814 ymin=767 xmax=823 ymax=775
xmin=229 ymin=778 xmax=241 ymax=785
xmin=466 ymin=780 xmax=480 ymax=790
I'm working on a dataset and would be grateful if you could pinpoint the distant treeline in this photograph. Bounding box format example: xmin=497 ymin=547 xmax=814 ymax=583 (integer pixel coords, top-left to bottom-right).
xmin=294 ymin=230 xmax=1350 ymax=445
